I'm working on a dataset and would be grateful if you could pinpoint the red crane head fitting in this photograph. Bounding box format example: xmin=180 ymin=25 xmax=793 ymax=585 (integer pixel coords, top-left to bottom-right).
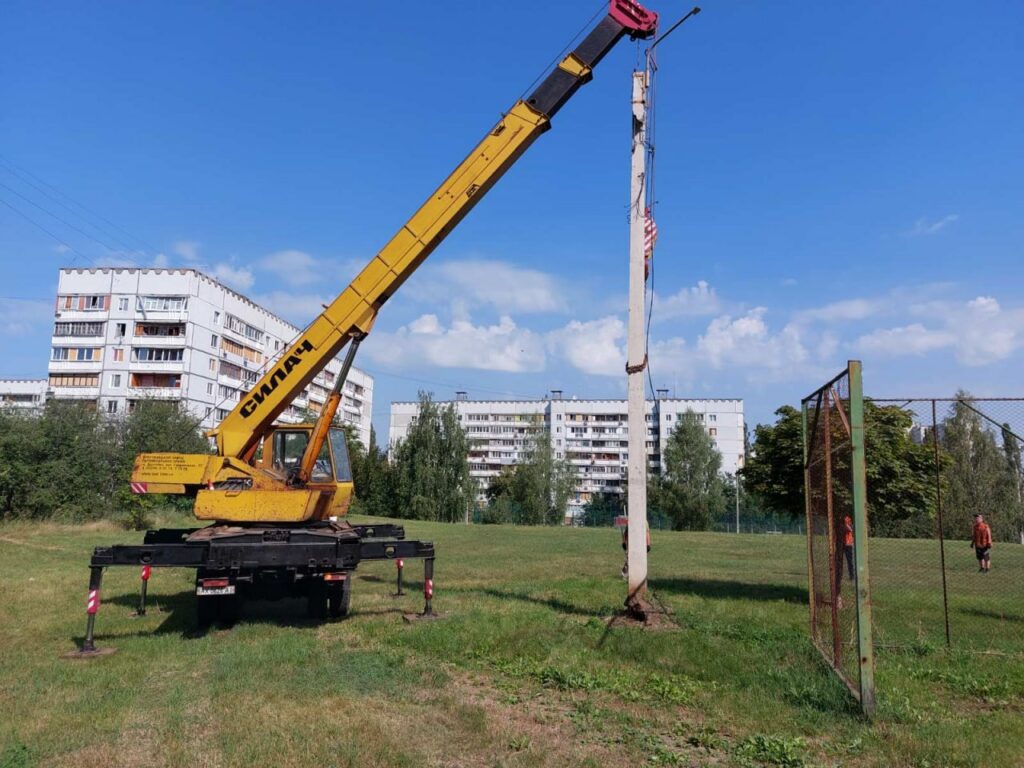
xmin=609 ymin=0 xmax=658 ymax=39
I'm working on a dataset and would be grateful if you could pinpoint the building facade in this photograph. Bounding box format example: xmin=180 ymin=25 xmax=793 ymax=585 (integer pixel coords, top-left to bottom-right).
xmin=389 ymin=392 xmax=744 ymax=518
xmin=0 ymin=379 xmax=48 ymax=411
xmin=48 ymin=268 xmax=373 ymax=446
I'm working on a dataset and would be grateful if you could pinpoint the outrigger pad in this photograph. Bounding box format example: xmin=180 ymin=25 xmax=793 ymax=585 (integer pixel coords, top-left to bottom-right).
xmin=402 ymin=611 xmax=446 ymax=623
xmin=61 ymin=647 xmax=118 ymax=660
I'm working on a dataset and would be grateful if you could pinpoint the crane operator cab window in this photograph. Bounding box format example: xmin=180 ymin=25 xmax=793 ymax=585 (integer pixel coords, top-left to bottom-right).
xmin=268 ymin=427 xmax=353 ymax=484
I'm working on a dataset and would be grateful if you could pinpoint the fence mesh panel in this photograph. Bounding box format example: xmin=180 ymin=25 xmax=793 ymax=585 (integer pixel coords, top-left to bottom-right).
xmin=867 ymin=397 xmax=1024 ymax=653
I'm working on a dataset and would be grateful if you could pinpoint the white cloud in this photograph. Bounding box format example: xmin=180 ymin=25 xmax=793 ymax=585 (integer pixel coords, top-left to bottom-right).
xmin=697 ymin=309 xmax=808 ymax=371
xmin=54 ymin=244 xmax=71 ymax=255
xmin=0 ymin=298 xmax=51 ymax=336
xmin=258 ymin=250 xmax=320 ymax=287
xmin=152 ymin=253 xmax=169 ymax=268
xmin=547 ymin=316 xmax=625 ymax=377
xmin=253 ymin=292 xmax=330 ymax=325
xmin=209 ymin=263 xmax=255 ymax=291
xmin=906 ymin=214 xmax=959 ymax=237
xmin=410 ymin=259 xmax=565 ymax=314
xmin=796 ymin=298 xmax=880 ymax=324
xmin=366 ymin=313 xmax=545 ymax=373
xmin=655 ymin=280 xmax=722 ymax=320
xmin=173 ymin=240 xmax=201 ymax=262
xmin=855 ymin=323 xmax=954 ymax=358
xmin=854 ymin=295 xmax=1024 ymax=366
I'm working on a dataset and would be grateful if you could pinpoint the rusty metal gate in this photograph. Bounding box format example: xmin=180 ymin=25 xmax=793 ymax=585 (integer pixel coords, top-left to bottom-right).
xmin=802 ymin=361 xmax=875 ymax=716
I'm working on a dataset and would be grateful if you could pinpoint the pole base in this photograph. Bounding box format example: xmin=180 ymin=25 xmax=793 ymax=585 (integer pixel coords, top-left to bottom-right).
xmin=62 ymin=647 xmax=117 ymax=660
xmin=402 ymin=611 xmax=446 ymax=623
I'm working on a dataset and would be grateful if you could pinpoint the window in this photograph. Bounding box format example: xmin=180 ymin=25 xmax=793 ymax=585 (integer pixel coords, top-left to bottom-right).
xmin=48 ymin=373 xmax=99 ymax=387
xmin=115 ymin=323 xmax=126 ymax=337
xmin=224 ymin=313 xmax=264 ymax=343
xmin=708 ymin=427 xmax=718 ymax=437
xmin=53 ymin=321 xmax=104 ymax=336
xmin=206 ymin=382 xmax=214 ymax=395
xmin=51 ymin=347 xmax=101 ymax=361
xmin=213 ymin=311 xmax=221 ymax=325
xmin=118 ymin=297 xmax=129 ymax=311
xmin=666 ymin=414 xmax=672 ymax=421
xmin=211 ymin=334 xmax=219 ymax=348
xmin=708 ymin=414 xmax=717 ymax=422
xmin=205 ymin=407 xmax=213 ymax=417
xmin=133 ymin=347 xmax=184 ymax=362
xmin=219 ymin=360 xmax=243 ymax=380
xmin=274 ymin=340 xmax=280 ymax=351
xmin=110 ymin=374 xmax=122 ymax=387
xmin=134 ymin=323 xmax=184 ymax=337
xmin=113 ymin=348 xmax=124 ymax=362
xmin=130 ymin=373 xmax=181 ymax=388
xmin=220 ymin=336 xmax=262 ymax=363
xmin=138 ymin=296 xmax=187 ymax=312
xmin=209 ymin=358 xmax=217 ymax=372
xmin=56 ymin=295 xmax=108 ymax=312
xmin=106 ymin=400 xmax=118 ymax=414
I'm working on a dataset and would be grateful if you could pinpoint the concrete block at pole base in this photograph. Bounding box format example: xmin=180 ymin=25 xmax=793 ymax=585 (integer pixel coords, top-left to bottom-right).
xmin=62 ymin=647 xmax=117 ymax=659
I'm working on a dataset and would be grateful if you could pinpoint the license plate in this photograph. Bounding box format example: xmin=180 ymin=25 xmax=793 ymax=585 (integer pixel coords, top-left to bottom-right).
xmin=196 ymin=586 xmax=236 ymax=596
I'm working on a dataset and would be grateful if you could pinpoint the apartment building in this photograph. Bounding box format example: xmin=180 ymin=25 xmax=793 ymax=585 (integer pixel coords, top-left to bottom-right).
xmin=0 ymin=379 xmax=48 ymax=411
xmin=389 ymin=392 xmax=744 ymax=518
xmin=47 ymin=268 xmax=374 ymax=446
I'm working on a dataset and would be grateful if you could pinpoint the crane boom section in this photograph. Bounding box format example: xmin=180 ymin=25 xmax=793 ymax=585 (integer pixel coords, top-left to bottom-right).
xmin=208 ymin=2 xmax=657 ymax=460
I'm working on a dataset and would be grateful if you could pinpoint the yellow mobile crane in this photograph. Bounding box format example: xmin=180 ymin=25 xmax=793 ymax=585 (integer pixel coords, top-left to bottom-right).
xmin=78 ymin=1 xmax=658 ymax=648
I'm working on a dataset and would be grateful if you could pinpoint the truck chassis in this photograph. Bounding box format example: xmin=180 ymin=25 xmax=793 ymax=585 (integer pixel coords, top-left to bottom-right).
xmin=76 ymin=522 xmax=435 ymax=654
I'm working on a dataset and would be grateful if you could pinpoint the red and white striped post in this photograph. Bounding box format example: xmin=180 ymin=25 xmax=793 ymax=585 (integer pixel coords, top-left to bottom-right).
xmin=422 ymin=558 xmax=435 ymax=617
xmin=394 ymin=558 xmax=405 ymax=597
xmin=134 ymin=564 xmax=152 ymax=616
xmin=81 ymin=567 xmax=104 ymax=653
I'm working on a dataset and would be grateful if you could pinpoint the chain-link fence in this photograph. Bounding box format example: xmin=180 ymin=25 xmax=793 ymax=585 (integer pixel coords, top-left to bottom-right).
xmin=802 ymin=362 xmax=875 ymax=715
xmin=866 ymin=397 xmax=1024 ymax=653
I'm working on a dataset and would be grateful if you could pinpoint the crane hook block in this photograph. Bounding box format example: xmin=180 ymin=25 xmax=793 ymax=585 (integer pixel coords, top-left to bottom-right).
xmin=609 ymin=0 xmax=658 ymax=38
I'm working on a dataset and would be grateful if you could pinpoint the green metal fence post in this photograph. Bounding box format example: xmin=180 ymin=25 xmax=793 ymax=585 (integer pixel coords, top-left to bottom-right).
xmin=802 ymin=401 xmax=816 ymax=638
xmin=848 ymin=360 xmax=876 ymax=717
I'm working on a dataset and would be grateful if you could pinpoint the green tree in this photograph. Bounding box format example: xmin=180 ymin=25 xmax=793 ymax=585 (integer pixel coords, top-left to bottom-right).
xmin=861 ymin=402 xmax=937 ymax=538
xmin=485 ymin=429 xmax=575 ymax=525
xmin=580 ymin=491 xmax=623 ymax=527
xmin=1001 ymin=422 xmax=1024 ymax=544
xmin=740 ymin=405 xmax=805 ymax=519
xmin=348 ymin=426 xmax=396 ymax=518
xmin=23 ymin=401 xmax=119 ymax=520
xmin=650 ymin=413 xmax=726 ymax=530
xmin=391 ymin=392 xmax=475 ymax=523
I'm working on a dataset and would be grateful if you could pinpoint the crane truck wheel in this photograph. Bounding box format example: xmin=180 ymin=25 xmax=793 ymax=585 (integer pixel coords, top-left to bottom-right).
xmin=328 ymin=576 xmax=351 ymax=618
xmin=307 ymin=578 xmax=329 ymax=620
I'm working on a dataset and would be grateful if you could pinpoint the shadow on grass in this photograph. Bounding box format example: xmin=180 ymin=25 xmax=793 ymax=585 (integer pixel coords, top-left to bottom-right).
xmin=478 ymin=587 xmax=616 ymax=618
xmin=649 ymin=577 xmax=807 ymax=604
xmin=959 ymin=607 xmax=1024 ymax=623
xmin=77 ymin=589 xmax=393 ymax=646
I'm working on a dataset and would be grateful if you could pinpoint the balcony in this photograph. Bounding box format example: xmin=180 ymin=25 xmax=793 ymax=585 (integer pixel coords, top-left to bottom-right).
xmin=49 ymin=387 xmax=100 ymax=399
xmin=130 ymin=333 xmax=185 ymax=347
xmin=130 ymin=360 xmax=184 ymax=374
xmin=127 ymin=387 xmax=182 ymax=400
xmin=48 ymin=360 xmax=102 ymax=373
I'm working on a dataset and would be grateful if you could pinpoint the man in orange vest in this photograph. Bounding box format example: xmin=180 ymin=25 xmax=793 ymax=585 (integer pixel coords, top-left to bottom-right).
xmin=971 ymin=513 xmax=993 ymax=572
xmin=620 ymin=519 xmax=651 ymax=580
xmin=835 ymin=514 xmax=856 ymax=597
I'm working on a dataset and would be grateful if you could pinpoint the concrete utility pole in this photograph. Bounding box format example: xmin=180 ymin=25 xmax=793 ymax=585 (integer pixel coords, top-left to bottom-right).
xmin=625 ymin=67 xmax=650 ymax=615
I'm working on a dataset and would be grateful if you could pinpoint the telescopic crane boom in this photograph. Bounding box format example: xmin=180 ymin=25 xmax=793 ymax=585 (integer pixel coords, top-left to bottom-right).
xmin=131 ymin=1 xmax=658 ymax=524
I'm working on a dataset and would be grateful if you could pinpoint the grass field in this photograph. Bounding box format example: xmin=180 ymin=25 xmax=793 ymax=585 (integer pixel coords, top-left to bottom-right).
xmin=1 ymin=517 xmax=1022 ymax=768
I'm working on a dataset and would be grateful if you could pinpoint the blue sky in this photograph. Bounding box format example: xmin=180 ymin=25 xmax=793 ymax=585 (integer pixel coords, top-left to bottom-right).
xmin=2 ymin=0 xmax=1022 ymax=439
